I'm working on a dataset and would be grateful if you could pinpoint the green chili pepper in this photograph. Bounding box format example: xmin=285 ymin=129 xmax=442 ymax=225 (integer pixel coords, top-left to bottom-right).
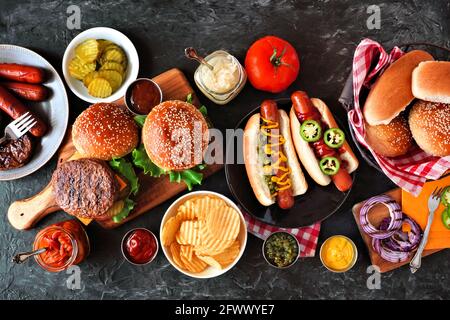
xmin=300 ymin=120 xmax=322 ymax=142
xmin=319 ymin=156 xmax=340 ymax=175
xmin=324 ymin=128 xmax=345 ymax=148
xmin=442 ymin=207 xmax=450 ymax=230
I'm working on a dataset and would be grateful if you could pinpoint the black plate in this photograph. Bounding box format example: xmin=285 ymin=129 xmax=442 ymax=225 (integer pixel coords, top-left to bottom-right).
xmin=225 ymin=98 xmax=355 ymax=228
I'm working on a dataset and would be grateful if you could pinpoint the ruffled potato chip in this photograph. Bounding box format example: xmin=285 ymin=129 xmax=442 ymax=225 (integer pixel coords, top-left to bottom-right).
xmin=161 ymin=216 xmax=181 ymax=247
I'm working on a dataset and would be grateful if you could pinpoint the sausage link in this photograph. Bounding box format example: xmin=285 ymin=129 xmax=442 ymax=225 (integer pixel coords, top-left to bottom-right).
xmin=2 ymin=82 xmax=48 ymax=101
xmin=0 ymin=85 xmax=47 ymax=137
xmin=260 ymin=100 xmax=294 ymax=209
xmin=291 ymin=91 xmax=353 ymax=192
xmin=0 ymin=63 xmax=45 ymax=84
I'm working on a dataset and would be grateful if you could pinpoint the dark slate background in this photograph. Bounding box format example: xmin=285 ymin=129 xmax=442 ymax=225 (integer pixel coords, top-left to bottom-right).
xmin=0 ymin=0 xmax=449 ymax=300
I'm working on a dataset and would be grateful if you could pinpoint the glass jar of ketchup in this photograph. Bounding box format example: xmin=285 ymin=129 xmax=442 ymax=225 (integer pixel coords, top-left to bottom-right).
xmin=122 ymin=228 xmax=158 ymax=265
xmin=33 ymin=219 xmax=90 ymax=272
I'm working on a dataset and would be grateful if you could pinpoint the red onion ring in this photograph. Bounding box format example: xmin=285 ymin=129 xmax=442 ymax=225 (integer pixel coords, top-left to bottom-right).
xmin=359 ymin=195 xmax=403 ymax=239
xmin=371 ymin=216 xmax=422 ymax=263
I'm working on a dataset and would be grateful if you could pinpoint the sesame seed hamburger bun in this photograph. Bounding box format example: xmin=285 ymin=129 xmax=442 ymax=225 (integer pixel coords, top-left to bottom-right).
xmin=408 ymin=100 xmax=450 ymax=157
xmin=363 ymin=50 xmax=434 ymax=126
xmin=365 ymin=115 xmax=413 ymax=157
xmin=72 ymin=103 xmax=139 ymax=161
xmin=142 ymin=100 xmax=209 ymax=171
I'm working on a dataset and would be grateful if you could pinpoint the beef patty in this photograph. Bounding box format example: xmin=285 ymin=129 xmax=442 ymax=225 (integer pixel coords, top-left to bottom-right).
xmin=52 ymin=159 xmax=119 ymax=219
xmin=0 ymin=134 xmax=34 ymax=171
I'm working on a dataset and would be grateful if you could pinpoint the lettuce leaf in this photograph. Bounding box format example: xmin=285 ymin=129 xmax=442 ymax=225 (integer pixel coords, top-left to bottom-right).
xmin=112 ymin=198 xmax=136 ymax=223
xmin=199 ymin=105 xmax=207 ymax=117
xmin=186 ymin=93 xmax=193 ymax=104
xmin=109 ymin=158 xmax=139 ymax=196
xmin=132 ymin=144 xmax=165 ymax=177
xmin=134 ymin=115 xmax=147 ymax=128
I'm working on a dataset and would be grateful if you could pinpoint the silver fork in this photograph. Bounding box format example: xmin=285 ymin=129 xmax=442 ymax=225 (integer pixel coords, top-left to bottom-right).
xmin=409 ymin=187 xmax=444 ymax=273
xmin=0 ymin=112 xmax=37 ymax=145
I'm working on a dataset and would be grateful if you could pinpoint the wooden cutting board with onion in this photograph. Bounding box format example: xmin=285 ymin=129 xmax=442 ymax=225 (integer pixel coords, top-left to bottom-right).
xmin=352 ymin=188 xmax=442 ymax=273
xmin=8 ymin=68 xmax=223 ymax=230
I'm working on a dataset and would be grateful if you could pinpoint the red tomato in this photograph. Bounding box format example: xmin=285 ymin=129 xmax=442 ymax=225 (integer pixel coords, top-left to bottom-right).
xmin=245 ymin=36 xmax=300 ymax=93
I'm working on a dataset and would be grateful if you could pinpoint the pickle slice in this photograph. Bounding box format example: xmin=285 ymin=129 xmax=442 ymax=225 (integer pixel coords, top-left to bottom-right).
xmin=96 ymin=70 xmax=123 ymax=92
xmin=75 ymin=39 xmax=100 ymax=63
xmin=83 ymin=71 xmax=98 ymax=87
xmin=100 ymin=61 xmax=125 ymax=75
xmin=88 ymin=77 xmax=112 ymax=98
xmin=68 ymin=57 xmax=96 ymax=80
xmin=101 ymin=48 xmax=126 ymax=64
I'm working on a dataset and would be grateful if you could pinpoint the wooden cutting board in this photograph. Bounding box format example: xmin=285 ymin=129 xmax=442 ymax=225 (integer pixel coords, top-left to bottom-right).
xmin=8 ymin=68 xmax=223 ymax=230
xmin=352 ymin=188 xmax=441 ymax=273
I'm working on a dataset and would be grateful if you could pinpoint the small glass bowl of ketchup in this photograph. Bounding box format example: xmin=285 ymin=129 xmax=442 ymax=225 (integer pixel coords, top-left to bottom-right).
xmin=121 ymin=228 xmax=159 ymax=265
xmin=125 ymin=78 xmax=163 ymax=115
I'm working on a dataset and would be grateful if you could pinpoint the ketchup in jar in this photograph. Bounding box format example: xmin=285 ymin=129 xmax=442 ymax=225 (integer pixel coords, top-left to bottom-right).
xmin=33 ymin=220 xmax=90 ymax=272
xmin=122 ymin=228 xmax=158 ymax=265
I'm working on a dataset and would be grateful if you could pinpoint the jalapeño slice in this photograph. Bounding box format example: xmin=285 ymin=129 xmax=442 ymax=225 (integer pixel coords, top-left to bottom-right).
xmin=319 ymin=156 xmax=340 ymax=176
xmin=324 ymin=128 xmax=345 ymax=149
xmin=300 ymin=120 xmax=322 ymax=142
xmin=441 ymin=186 xmax=450 ymax=207
xmin=442 ymin=207 xmax=450 ymax=230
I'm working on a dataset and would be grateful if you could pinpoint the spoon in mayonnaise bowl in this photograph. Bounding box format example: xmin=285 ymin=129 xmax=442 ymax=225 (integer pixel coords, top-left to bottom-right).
xmin=185 ymin=47 xmax=214 ymax=71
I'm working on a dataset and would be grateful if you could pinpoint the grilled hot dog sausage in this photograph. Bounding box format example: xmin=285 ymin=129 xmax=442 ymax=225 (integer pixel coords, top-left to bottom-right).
xmin=2 ymin=82 xmax=48 ymax=101
xmin=0 ymin=85 xmax=47 ymax=137
xmin=260 ymin=100 xmax=295 ymax=209
xmin=0 ymin=63 xmax=45 ymax=84
xmin=291 ymin=91 xmax=353 ymax=192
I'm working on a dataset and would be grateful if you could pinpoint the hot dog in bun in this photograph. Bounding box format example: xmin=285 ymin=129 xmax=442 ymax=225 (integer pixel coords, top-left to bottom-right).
xmin=289 ymin=91 xmax=358 ymax=192
xmin=243 ymin=100 xmax=308 ymax=209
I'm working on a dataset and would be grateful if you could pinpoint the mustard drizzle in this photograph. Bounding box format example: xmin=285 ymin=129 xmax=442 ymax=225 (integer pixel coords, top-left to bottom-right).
xmin=260 ymin=116 xmax=292 ymax=193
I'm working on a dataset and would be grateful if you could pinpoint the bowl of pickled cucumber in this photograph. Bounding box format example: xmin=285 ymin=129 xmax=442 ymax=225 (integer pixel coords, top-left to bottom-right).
xmin=62 ymin=27 xmax=139 ymax=103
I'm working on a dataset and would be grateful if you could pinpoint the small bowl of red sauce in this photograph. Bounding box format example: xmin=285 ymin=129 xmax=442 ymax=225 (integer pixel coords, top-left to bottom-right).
xmin=125 ymin=78 xmax=163 ymax=115
xmin=121 ymin=228 xmax=159 ymax=265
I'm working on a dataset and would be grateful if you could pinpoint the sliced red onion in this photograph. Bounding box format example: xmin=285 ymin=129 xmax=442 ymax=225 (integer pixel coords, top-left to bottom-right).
xmin=359 ymin=195 xmax=403 ymax=239
xmin=371 ymin=216 xmax=423 ymax=263
xmin=372 ymin=237 xmax=410 ymax=263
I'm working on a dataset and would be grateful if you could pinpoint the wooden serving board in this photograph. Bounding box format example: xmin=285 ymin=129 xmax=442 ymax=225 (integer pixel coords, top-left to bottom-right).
xmin=8 ymin=68 xmax=223 ymax=230
xmin=352 ymin=188 xmax=441 ymax=273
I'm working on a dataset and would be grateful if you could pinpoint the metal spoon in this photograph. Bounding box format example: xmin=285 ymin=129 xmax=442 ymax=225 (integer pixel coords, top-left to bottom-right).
xmin=184 ymin=47 xmax=214 ymax=71
xmin=12 ymin=248 xmax=47 ymax=264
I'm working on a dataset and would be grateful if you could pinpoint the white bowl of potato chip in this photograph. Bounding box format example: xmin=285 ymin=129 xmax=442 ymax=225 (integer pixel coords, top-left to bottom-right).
xmin=160 ymin=191 xmax=247 ymax=279
xmin=62 ymin=27 xmax=139 ymax=104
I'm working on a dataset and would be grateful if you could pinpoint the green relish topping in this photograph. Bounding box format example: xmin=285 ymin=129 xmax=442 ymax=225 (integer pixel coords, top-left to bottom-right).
xmin=264 ymin=232 xmax=299 ymax=268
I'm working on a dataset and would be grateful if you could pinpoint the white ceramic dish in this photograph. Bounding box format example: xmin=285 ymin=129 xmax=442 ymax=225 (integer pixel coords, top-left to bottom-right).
xmin=160 ymin=191 xmax=247 ymax=279
xmin=0 ymin=44 xmax=69 ymax=181
xmin=62 ymin=27 xmax=139 ymax=104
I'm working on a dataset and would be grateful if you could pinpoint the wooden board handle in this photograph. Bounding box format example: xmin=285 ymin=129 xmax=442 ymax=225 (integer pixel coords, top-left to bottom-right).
xmin=8 ymin=184 xmax=60 ymax=230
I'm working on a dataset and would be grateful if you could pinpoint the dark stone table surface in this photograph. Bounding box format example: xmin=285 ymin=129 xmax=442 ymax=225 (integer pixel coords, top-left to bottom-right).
xmin=0 ymin=0 xmax=449 ymax=300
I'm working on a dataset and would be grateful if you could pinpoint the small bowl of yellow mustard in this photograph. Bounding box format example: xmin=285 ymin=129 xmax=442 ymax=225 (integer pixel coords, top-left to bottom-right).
xmin=320 ymin=235 xmax=358 ymax=273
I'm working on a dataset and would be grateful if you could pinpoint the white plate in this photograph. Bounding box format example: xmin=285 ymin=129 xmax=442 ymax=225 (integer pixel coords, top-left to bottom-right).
xmin=160 ymin=191 xmax=248 ymax=279
xmin=0 ymin=45 xmax=69 ymax=181
xmin=62 ymin=27 xmax=139 ymax=104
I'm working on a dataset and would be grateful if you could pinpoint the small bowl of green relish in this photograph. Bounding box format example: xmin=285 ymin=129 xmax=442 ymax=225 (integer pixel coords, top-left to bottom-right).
xmin=262 ymin=231 xmax=299 ymax=269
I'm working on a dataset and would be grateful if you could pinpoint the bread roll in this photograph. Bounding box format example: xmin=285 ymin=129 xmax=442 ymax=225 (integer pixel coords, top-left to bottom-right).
xmin=72 ymin=103 xmax=139 ymax=161
xmin=412 ymin=61 xmax=450 ymax=104
xmin=365 ymin=115 xmax=413 ymax=157
xmin=142 ymin=100 xmax=209 ymax=171
xmin=409 ymin=100 xmax=450 ymax=157
xmin=364 ymin=50 xmax=434 ymax=125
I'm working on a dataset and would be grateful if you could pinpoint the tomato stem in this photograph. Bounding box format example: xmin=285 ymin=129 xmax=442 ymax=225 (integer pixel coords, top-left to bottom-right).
xmin=270 ymin=46 xmax=288 ymax=67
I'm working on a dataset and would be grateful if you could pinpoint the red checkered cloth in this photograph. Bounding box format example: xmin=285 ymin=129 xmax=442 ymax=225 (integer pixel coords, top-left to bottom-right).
xmin=243 ymin=212 xmax=321 ymax=257
xmin=348 ymin=38 xmax=450 ymax=196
